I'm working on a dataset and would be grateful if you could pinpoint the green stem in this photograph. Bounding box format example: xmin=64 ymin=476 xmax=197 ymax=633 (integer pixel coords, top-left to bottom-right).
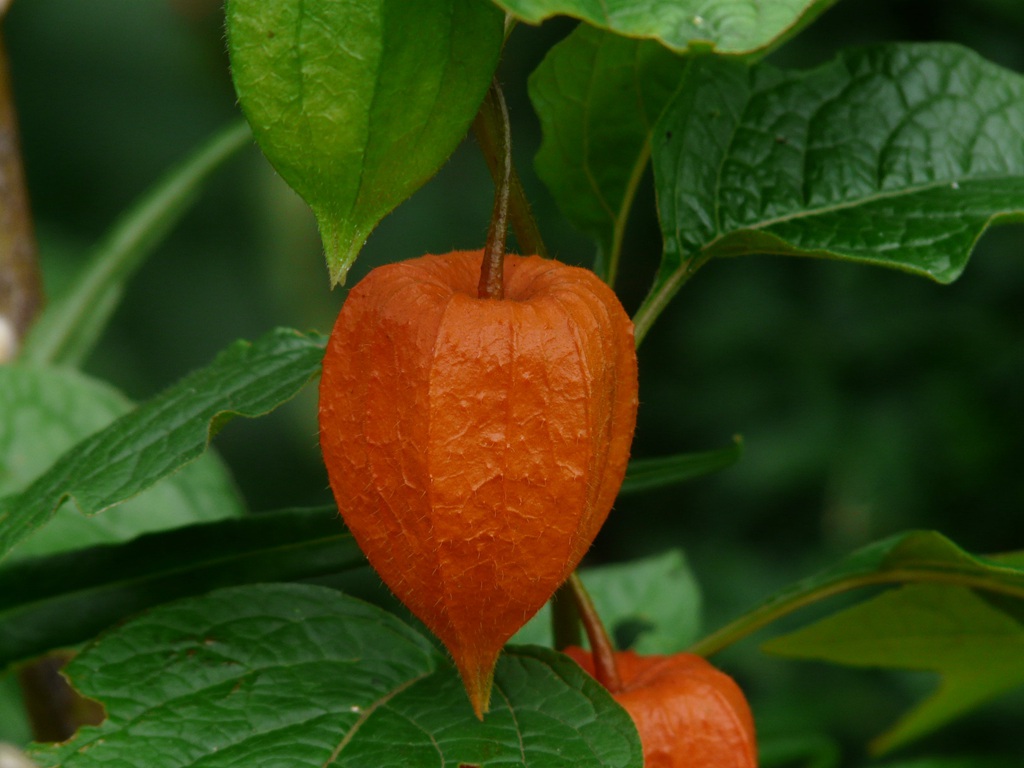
xmin=550 ymin=581 xmax=582 ymax=650
xmin=631 ymin=255 xmax=706 ymax=348
xmin=689 ymin=566 xmax=1024 ymax=659
xmin=600 ymin=138 xmax=652 ymax=289
xmin=20 ymin=120 xmax=250 ymax=367
xmin=472 ymin=82 xmax=548 ymax=261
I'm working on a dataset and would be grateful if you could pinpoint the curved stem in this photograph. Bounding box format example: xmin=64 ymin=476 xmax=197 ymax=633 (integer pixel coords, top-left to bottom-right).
xmin=601 ymin=138 xmax=652 ymax=289
xmin=631 ymin=255 xmax=707 ymax=348
xmin=567 ymin=573 xmax=622 ymax=693
xmin=689 ymin=567 xmax=1024 ymax=659
xmin=477 ymin=80 xmax=511 ymax=299
xmin=20 ymin=120 xmax=250 ymax=366
xmin=472 ymin=81 xmax=548 ymax=262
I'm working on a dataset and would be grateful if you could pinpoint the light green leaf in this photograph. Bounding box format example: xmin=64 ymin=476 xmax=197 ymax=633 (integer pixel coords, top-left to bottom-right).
xmin=621 ymin=437 xmax=743 ymax=495
xmin=514 ymin=549 xmax=702 ymax=652
xmin=763 ymin=584 xmax=1024 ymax=754
xmin=0 ymin=365 xmax=243 ymax=561
xmin=0 ymin=328 xmax=325 ymax=561
xmin=636 ymin=44 xmax=1024 ymax=342
xmin=529 ymin=23 xmax=684 ymax=282
xmin=226 ymin=0 xmax=504 ymax=285
xmin=0 ymin=507 xmax=370 ymax=669
xmin=29 ymin=584 xmax=643 ymax=768
xmin=692 ymin=530 xmax=1024 ymax=658
xmin=497 ymin=0 xmax=836 ymax=55
xmin=20 ymin=122 xmax=251 ymax=367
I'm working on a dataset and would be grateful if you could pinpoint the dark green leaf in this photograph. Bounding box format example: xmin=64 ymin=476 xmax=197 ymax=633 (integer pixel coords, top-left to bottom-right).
xmin=0 ymin=328 xmax=325 ymax=561
xmin=621 ymin=436 xmax=743 ymax=495
xmin=498 ymin=0 xmax=836 ymax=55
xmin=28 ymin=584 xmax=643 ymax=767
xmin=764 ymin=584 xmax=1024 ymax=754
xmin=226 ymin=0 xmax=504 ymax=285
xmin=20 ymin=122 xmax=251 ymax=367
xmin=0 ymin=364 xmax=243 ymax=561
xmin=0 ymin=507 xmax=367 ymax=669
xmin=638 ymin=44 xmax=1024 ymax=341
xmin=514 ymin=549 xmax=702 ymax=652
xmin=528 ymin=24 xmax=684 ymax=282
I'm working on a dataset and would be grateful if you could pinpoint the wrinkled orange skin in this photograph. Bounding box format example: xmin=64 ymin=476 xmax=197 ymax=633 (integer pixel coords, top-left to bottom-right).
xmin=565 ymin=647 xmax=758 ymax=768
xmin=319 ymin=250 xmax=638 ymax=717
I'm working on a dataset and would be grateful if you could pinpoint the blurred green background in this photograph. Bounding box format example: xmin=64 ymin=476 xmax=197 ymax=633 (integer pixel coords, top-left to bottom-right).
xmin=4 ymin=0 xmax=1024 ymax=763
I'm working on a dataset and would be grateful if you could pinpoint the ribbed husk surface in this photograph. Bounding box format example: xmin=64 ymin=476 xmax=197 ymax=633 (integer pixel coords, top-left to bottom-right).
xmin=319 ymin=251 xmax=638 ymax=716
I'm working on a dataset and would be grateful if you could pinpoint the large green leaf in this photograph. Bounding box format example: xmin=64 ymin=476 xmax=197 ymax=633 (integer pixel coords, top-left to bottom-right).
xmin=763 ymin=584 xmax=1024 ymax=754
xmin=226 ymin=0 xmax=504 ymax=285
xmin=497 ymin=0 xmax=836 ymax=55
xmin=0 ymin=328 xmax=325 ymax=561
xmin=528 ymin=23 xmax=684 ymax=283
xmin=636 ymin=44 xmax=1024 ymax=341
xmin=29 ymin=584 xmax=643 ymax=768
xmin=514 ymin=549 xmax=702 ymax=653
xmin=0 ymin=364 xmax=243 ymax=561
xmin=0 ymin=507 xmax=366 ymax=669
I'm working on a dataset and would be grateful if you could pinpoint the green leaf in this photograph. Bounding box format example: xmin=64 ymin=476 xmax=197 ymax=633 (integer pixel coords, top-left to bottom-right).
xmin=0 ymin=507 xmax=369 ymax=669
xmin=0 ymin=673 xmax=31 ymax=744
xmin=226 ymin=0 xmax=504 ymax=285
xmin=0 ymin=364 xmax=243 ymax=561
xmin=636 ymin=43 xmax=1024 ymax=342
xmin=514 ymin=549 xmax=702 ymax=652
xmin=0 ymin=328 xmax=325 ymax=561
xmin=691 ymin=530 xmax=1024 ymax=657
xmin=498 ymin=0 xmax=835 ymax=55
xmin=763 ymin=584 xmax=1024 ymax=754
xmin=28 ymin=584 xmax=643 ymax=768
xmin=20 ymin=122 xmax=251 ymax=367
xmin=621 ymin=436 xmax=743 ymax=495
xmin=528 ymin=23 xmax=684 ymax=283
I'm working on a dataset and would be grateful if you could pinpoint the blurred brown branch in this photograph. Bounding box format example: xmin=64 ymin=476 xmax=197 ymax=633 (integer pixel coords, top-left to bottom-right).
xmin=0 ymin=24 xmax=43 ymax=362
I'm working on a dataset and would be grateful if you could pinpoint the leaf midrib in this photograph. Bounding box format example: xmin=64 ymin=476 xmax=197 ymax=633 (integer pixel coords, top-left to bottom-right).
xmin=701 ymin=170 xmax=1022 ymax=255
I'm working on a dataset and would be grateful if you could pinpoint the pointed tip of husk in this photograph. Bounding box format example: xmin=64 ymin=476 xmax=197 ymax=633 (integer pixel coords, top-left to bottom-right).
xmin=455 ymin=649 xmax=499 ymax=720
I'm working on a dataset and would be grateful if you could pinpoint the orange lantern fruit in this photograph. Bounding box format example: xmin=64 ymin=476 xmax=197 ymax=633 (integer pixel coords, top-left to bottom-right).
xmin=564 ymin=647 xmax=758 ymax=768
xmin=318 ymin=249 xmax=638 ymax=717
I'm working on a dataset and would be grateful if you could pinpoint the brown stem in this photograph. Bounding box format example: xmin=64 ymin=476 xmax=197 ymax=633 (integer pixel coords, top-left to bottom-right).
xmin=17 ymin=652 xmax=105 ymax=742
xmin=477 ymin=79 xmax=511 ymax=300
xmin=567 ymin=573 xmax=622 ymax=693
xmin=472 ymin=83 xmax=547 ymax=260
xmin=0 ymin=27 xmax=43 ymax=361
